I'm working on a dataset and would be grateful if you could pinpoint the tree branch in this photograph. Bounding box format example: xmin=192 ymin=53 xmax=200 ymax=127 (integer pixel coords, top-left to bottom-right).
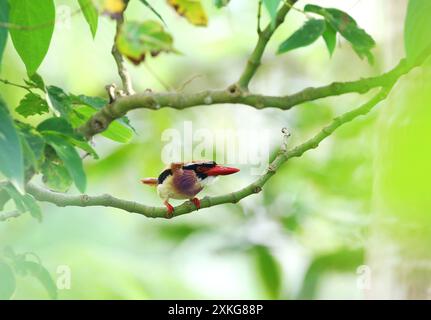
xmin=238 ymin=0 xmax=298 ymax=90
xmin=30 ymin=85 xmax=393 ymax=219
xmin=78 ymin=59 xmax=411 ymax=139
xmin=0 ymin=210 xmax=22 ymax=222
xmin=112 ymin=17 xmax=135 ymax=95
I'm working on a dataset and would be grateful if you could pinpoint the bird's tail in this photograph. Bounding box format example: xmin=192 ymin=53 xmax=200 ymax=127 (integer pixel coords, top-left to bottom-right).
xmin=141 ymin=178 xmax=158 ymax=186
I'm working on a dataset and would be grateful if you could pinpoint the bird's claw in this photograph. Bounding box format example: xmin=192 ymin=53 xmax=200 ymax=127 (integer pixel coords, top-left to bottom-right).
xmin=164 ymin=201 xmax=174 ymax=219
xmin=190 ymin=198 xmax=201 ymax=210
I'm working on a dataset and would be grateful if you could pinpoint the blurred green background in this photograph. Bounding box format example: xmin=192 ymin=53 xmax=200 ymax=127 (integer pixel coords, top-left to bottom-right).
xmin=1 ymin=0 xmax=430 ymax=299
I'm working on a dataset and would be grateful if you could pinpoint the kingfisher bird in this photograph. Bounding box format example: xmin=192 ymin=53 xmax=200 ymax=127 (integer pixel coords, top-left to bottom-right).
xmin=141 ymin=161 xmax=240 ymax=217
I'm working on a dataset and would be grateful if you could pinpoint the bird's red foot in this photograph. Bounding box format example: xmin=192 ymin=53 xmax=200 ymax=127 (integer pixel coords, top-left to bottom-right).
xmin=164 ymin=201 xmax=174 ymax=218
xmin=190 ymin=198 xmax=201 ymax=210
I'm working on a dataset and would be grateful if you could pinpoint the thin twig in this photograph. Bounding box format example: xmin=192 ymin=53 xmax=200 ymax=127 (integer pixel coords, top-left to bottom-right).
xmin=0 ymin=79 xmax=33 ymax=93
xmin=112 ymin=19 xmax=135 ymax=95
xmin=257 ymin=0 xmax=262 ymax=35
xmin=0 ymin=210 xmax=22 ymax=221
xmin=144 ymin=62 xmax=173 ymax=91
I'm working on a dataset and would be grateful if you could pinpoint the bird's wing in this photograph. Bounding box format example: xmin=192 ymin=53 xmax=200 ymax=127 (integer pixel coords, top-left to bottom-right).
xmin=173 ymin=169 xmax=203 ymax=197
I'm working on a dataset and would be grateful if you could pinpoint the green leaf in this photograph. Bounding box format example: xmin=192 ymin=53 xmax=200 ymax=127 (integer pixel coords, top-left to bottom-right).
xmin=213 ymin=0 xmax=230 ymax=8
xmin=17 ymin=123 xmax=45 ymax=172
xmin=0 ymin=98 xmax=24 ymax=192
xmin=0 ymin=0 xmax=9 ymax=67
xmin=21 ymin=193 xmax=42 ymax=221
xmin=71 ymin=94 xmax=107 ymax=109
xmin=404 ymin=0 xmax=431 ymax=65
xmin=139 ymin=0 xmax=166 ymax=26
xmin=0 ymin=189 xmax=11 ymax=210
xmin=24 ymin=73 xmax=46 ymax=92
xmin=41 ymin=155 xmax=73 ymax=192
xmin=304 ymin=4 xmax=375 ymax=64
xmin=45 ymin=130 xmax=98 ymax=159
xmin=46 ymin=86 xmax=73 ymax=119
xmin=167 ymin=0 xmax=208 ymax=26
xmin=37 ymin=117 xmax=75 ymax=137
xmin=43 ymin=133 xmax=86 ymax=192
xmin=9 ymin=0 xmax=55 ymax=75
xmin=37 ymin=117 xmax=98 ymax=159
xmin=263 ymin=0 xmax=281 ymax=28
xmin=116 ymin=20 xmax=177 ymax=65
xmin=18 ymin=261 xmax=57 ymax=299
xmin=0 ymin=261 xmax=16 ymax=300
xmin=70 ymin=105 xmax=133 ymax=143
xmin=78 ymin=0 xmax=99 ymax=38
xmin=16 ymin=93 xmax=49 ymax=117
xmin=252 ymin=245 xmax=282 ymax=299
xmin=278 ymin=19 xmax=326 ymax=54
xmin=2 ymin=183 xmax=42 ymax=221
xmin=299 ymin=249 xmax=363 ymax=299
xmin=2 ymin=183 xmax=26 ymax=212
xmin=71 ymin=94 xmax=135 ymax=131
xmin=322 ymin=22 xmax=336 ymax=57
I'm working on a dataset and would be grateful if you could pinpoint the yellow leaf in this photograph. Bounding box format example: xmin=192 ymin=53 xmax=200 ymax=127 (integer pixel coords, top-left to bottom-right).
xmin=167 ymin=0 xmax=208 ymax=26
xmin=95 ymin=0 xmax=126 ymax=19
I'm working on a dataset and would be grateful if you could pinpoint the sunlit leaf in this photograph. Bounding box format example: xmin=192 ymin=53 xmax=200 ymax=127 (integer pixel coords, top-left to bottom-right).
xmin=78 ymin=0 xmax=99 ymax=38
xmin=71 ymin=94 xmax=135 ymax=131
xmin=263 ymin=0 xmax=281 ymax=28
xmin=0 ymin=98 xmax=24 ymax=192
xmin=167 ymin=0 xmax=208 ymax=26
xmin=404 ymin=0 xmax=431 ymax=65
xmin=278 ymin=19 xmax=326 ymax=54
xmin=0 ymin=261 xmax=16 ymax=300
xmin=0 ymin=0 xmax=9 ymax=67
xmin=70 ymin=105 xmax=133 ymax=143
xmin=9 ymin=0 xmax=55 ymax=75
xmin=322 ymin=22 xmax=336 ymax=57
xmin=16 ymin=93 xmax=49 ymax=117
xmin=304 ymin=4 xmax=375 ymax=64
xmin=116 ymin=20 xmax=176 ymax=65
xmin=43 ymin=133 xmax=86 ymax=193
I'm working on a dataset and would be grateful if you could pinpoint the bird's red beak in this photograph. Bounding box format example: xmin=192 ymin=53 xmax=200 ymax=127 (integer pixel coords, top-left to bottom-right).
xmin=205 ymin=165 xmax=240 ymax=176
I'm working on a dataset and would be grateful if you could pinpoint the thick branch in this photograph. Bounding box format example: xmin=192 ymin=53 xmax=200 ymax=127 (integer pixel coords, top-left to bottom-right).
xmin=238 ymin=0 xmax=298 ymax=89
xmin=78 ymin=59 xmax=411 ymax=139
xmin=30 ymin=85 xmax=393 ymax=219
